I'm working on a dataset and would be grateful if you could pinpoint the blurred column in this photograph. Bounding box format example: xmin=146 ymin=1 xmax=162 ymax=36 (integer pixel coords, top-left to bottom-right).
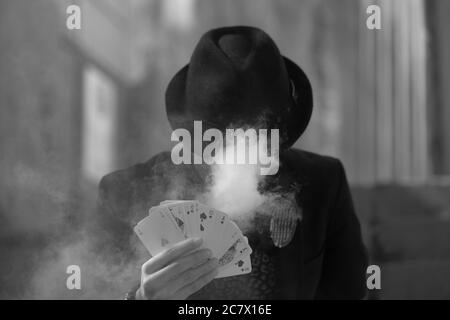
xmin=357 ymin=0 xmax=428 ymax=185
xmin=392 ymin=0 xmax=412 ymax=182
xmin=391 ymin=0 xmax=428 ymax=183
xmin=409 ymin=0 xmax=428 ymax=182
xmin=426 ymin=0 xmax=450 ymax=177
xmin=375 ymin=0 xmax=394 ymax=183
xmin=357 ymin=0 xmax=377 ymax=185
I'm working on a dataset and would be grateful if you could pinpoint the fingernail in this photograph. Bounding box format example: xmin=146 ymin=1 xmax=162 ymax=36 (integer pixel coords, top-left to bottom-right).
xmin=192 ymin=237 xmax=203 ymax=245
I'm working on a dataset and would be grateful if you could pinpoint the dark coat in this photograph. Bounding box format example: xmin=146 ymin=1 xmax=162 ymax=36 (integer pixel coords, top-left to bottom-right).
xmin=94 ymin=149 xmax=368 ymax=300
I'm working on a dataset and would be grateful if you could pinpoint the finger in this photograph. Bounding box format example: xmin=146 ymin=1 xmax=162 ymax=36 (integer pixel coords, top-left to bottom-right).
xmin=169 ymin=257 xmax=218 ymax=290
xmin=147 ymin=248 xmax=213 ymax=288
xmin=172 ymin=266 xmax=219 ymax=300
xmin=165 ymin=258 xmax=218 ymax=298
xmin=143 ymin=237 xmax=203 ymax=274
xmin=141 ymin=256 xmax=216 ymax=300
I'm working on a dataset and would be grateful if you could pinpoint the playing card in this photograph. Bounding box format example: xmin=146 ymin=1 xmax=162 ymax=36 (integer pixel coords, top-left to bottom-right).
xmin=206 ymin=208 xmax=230 ymax=258
xmin=159 ymin=203 xmax=188 ymax=238
xmin=217 ymin=254 xmax=252 ymax=278
xmin=197 ymin=204 xmax=217 ymax=251
xmin=218 ymin=235 xmax=252 ymax=268
xmin=184 ymin=201 xmax=200 ymax=237
xmin=159 ymin=200 xmax=180 ymax=205
xmin=159 ymin=200 xmax=197 ymax=237
xmin=134 ymin=207 xmax=185 ymax=256
xmin=217 ymin=220 xmax=245 ymax=258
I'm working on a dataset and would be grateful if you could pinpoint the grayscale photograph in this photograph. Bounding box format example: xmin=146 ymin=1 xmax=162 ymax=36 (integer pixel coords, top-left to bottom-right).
xmin=0 ymin=0 xmax=449 ymax=304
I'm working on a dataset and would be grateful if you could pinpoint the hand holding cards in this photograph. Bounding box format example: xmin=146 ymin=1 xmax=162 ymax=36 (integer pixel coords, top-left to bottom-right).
xmin=134 ymin=200 xmax=252 ymax=278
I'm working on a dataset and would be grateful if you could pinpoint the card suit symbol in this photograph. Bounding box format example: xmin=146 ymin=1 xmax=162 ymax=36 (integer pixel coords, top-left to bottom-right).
xmin=161 ymin=238 xmax=169 ymax=247
xmin=237 ymin=260 xmax=244 ymax=267
xmin=200 ymin=212 xmax=207 ymax=221
xmin=175 ymin=217 xmax=183 ymax=228
xmin=219 ymin=243 xmax=238 ymax=266
xmin=200 ymin=224 xmax=204 ymax=232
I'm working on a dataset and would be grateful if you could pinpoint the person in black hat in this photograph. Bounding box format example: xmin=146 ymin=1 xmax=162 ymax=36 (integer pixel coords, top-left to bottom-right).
xmin=94 ymin=26 xmax=368 ymax=300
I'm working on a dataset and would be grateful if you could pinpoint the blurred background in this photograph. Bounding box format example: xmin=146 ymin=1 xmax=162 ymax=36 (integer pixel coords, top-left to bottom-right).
xmin=1 ymin=0 xmax=450 ymax=299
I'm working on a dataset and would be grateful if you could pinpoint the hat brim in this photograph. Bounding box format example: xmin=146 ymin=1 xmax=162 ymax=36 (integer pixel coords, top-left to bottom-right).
xmin=282 ymin=56 xmax=313 ymax=147
xmin=166 ymin=57 xmax=313 ymax=148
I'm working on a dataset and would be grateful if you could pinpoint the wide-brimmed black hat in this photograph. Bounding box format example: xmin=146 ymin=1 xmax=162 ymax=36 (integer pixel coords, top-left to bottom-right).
xmin=166 ymin=26 xmax=313 ymax=148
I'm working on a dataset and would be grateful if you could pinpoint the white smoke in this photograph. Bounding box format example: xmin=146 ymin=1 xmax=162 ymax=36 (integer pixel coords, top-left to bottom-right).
xmin=202 ymin=130 xmax=281 ymax=231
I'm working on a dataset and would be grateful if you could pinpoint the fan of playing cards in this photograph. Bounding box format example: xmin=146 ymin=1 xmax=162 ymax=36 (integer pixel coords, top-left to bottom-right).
xmin=134 ymin=200 xmax=252 ymax=278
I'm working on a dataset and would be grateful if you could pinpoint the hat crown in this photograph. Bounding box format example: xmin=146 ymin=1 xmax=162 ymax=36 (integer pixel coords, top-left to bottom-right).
xmin=218 ymin=34 xmax=252 ymax=66
xmin=185 ymin=26 xmax=291 ymax=126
